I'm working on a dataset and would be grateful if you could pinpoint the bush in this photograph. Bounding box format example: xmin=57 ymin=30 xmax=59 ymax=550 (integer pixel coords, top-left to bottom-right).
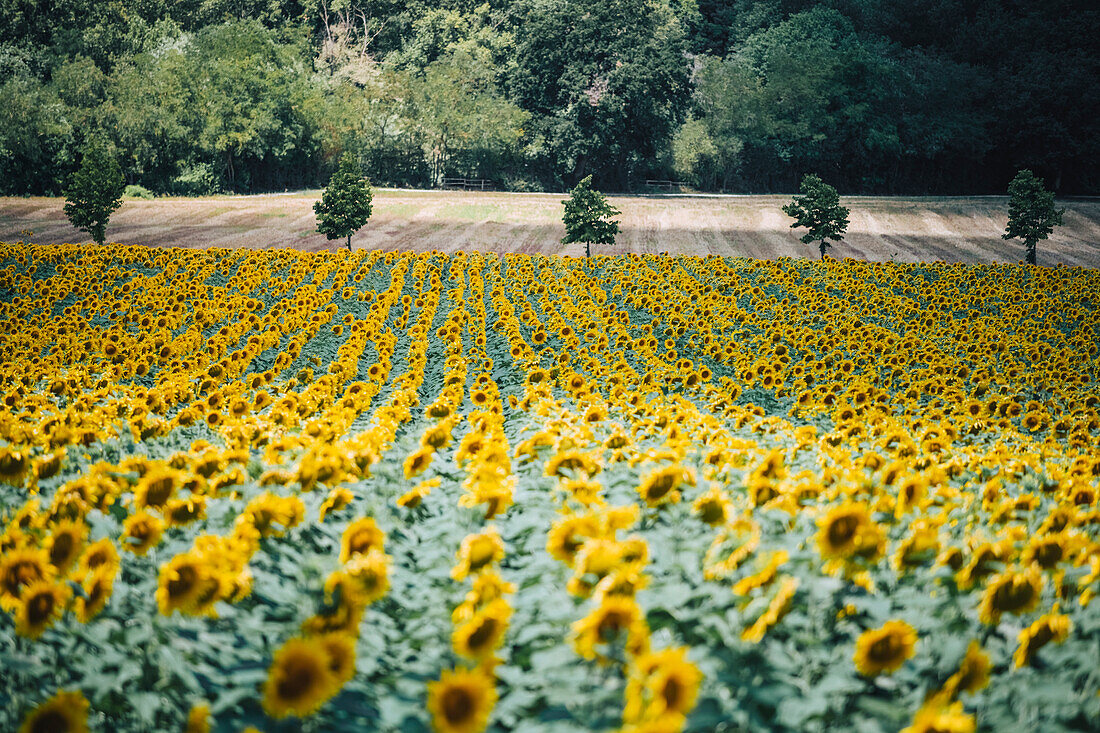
xmin=123 ymin=184 xmax=154 ymax=200
xmin=170 ymin=163 xmax=220 ymax=196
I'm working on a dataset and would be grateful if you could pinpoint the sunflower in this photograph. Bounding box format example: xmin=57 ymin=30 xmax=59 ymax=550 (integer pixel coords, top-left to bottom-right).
xmin=318 ymin=631 xmax=357 ymax=687
xmin=593 ymin=565 xmax=650 ymax=601
xmin=426 ymin=667 xmax=497 ymax=733
xmin=318 ymin=488 xmax=355 ymax=522
xmin=544 ymin=450 xmax=601 ymax=478
xmin=262 ymin=637 xmax=340 ymax=719
xmin=702 ymin=519 xmax=760 ymax=581
xmin=568 ymin=538 xmax=630 ymax=597
xmin=43 ymin=519 xmax=86 ymax=573
xmin=74 ymin=566 xmax=115 ymax=623
xmin=156 ymin=554 xmax=213 ymax=616
xmin=899 ymin=699 xmax=975 ymax=733
xmin=623 ymin=646 xmax=702 ymax=724
xmin=944 ymin=640 xmax=991 ymax=696
xmin=165 ymin=496 xmax=207 ymax=527
xmin=853 ymin=620 xmax=918 ymax=676
xmin=452 ymin=598 xmax=512 ymax=660
xmin=184 ymin=702 xmax=211 ymax=733
xmin=302 ymin=571 xmax=366 ymax=636
xmin=637 ymin=465 xmax=685 ymax=507
xmin=339 ymin=517 xmax=386 ymax=564
xmin=404 ymin=446 xmax=434 ymax=480
xmin=0 ymin=446 xmax=30 ymax=486
xmin=691 ymin=486 xmax=731 ymax=526
xmin=15 ymin=579 xmax=70 ymax=639
xmin=741 ymin=576 xmax=799 ymax=643
xmin=561 ymin=477 xmax=604 ymax=507
xmin=133 ymin=467 xmax=181 ymax=510
xmin=120 ymin=510 xmax=165 ymax=555
xmin=452 ymin=527 xmax=505 ymax=581
xmin=18 ymin=689 xmax=89 ymax=733
xmin=732 ymin=550 xmax=787 ymax=596
xmin=815 ymin=502 xmax=879 ymax=560
xmin=977 ymin=567 xmax=1042 ymax=625
xmin=452 ymin=571 xmax=517 ymax=624
xmin=571 ymin=596 xmax=650 ymax=661
xmin=1013 ymin=613 xmax=1072 ymax=668
xmin=398 ymin=478 xmax=438 ymax=509
xmin=345 ymin=549 xmax=390 ymax=603
xmin=546 ymin=513 xmax=602 ymax=565
xmin=0 ymin=546 xmax=54 ymax=611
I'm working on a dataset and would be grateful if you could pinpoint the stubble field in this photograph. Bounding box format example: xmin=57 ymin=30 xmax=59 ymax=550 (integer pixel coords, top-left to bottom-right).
xmin=2 ymin=191 xmax=1099 ymax=265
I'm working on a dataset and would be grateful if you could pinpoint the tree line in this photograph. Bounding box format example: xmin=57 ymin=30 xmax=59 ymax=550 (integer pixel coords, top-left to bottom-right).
xmin=2 ymin=0 xmax=1097 ymax=196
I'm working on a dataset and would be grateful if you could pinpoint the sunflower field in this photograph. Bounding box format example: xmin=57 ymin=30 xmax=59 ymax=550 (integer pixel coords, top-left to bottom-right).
xmin=1 ymin=243 xmax=1099 ymax=733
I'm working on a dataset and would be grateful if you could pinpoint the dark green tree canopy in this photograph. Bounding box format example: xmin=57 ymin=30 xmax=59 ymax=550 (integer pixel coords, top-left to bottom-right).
xmin=62 ymin=142 xmax=125 ymax=245
xmin=782 ymin=173 xmax=849 ymax=260
xmin=314 ymin=153 xmax=373 ymax=250
xmin=561 ymin=175 xmax=620 ymax=258
xmin=1002 ymin=169 xmax=1065 ymax=265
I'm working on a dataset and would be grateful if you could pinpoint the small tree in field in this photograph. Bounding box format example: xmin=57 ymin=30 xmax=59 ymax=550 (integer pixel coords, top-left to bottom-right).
xmin=63 ymin=144 xmax=125 ymax=246
xmin=562 ymin=175 xmax=620 ymax=258
xmin=314 ymin=154 xmax=373 ymax=251
xmin=782 ymin=173 xmax=850 ymax=260
xmin=1003 ymin=169 xmax=1064 ymax=265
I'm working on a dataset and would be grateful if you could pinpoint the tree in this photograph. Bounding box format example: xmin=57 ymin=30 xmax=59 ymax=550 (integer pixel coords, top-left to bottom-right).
xmin=314 ymin=153 xmax=373 ymax=251
xmin=511 ymin=0 xmax=691 ymax=189
xmin=782 ymin=173 xmax=849 ymax=260
xmin=63 ymin=143 xmax=125 ymax=245
xmin=1002 ymin=169 xmax=1064 ymax=265
xmin=561 ymin=175 xmax=620 ymax=258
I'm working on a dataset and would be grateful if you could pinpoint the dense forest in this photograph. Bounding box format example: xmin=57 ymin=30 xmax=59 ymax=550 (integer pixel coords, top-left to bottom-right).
xmin=1 ymin=0 xmax=1097 ymax=195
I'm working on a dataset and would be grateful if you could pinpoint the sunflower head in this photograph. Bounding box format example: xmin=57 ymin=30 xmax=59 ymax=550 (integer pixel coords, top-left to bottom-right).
xmin=947 ymin=640 xmax=991 ymax=695
xmin=15 ymin=579 xmax=70 ymax=639
xmin=156 ymin=553 xmax=215 ymax=616
xmin=853 ymin=620 xmax=918 ymax=676
xmin=184 ymin=702 xmax=211 ymax=733
xmin=426 ymin=667 xmax=498 ymax=733
xmin=452 ymin=527 xmax=505 ymax=581
xmin=344 ymin=549 xmax=390 ymax=603
xmin=339 ymin=517 xmax=386 ymax=564
xmin=74 ymin=566 xmax=115 ymax=623
xmin=18 ymin=689 xmax=89 ymax=733
xmin=900 ymin=699 xmax=975 ymax=733
xmin=120 ymin=510 xmax=165 ymax=555
xmin=0 ymin=547 xmax=54 ymax=611
xmin=1013 ymin=613 xmax=1072 ymax=668
xmin=978 ymin=568 xmax=1042 ymax=625
xmin=262 ymin=637 xmax=340 ymax=719
xmin=623 ymin=646 xmax=703 ymax=724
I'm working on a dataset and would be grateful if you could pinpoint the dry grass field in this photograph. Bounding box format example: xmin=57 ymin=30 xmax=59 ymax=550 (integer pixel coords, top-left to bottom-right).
xmin=2 ymin=189 xmax=1099 ymax=266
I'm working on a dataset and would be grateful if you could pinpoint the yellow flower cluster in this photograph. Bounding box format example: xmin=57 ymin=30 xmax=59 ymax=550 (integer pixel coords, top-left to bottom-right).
xmin=2 ymin=244 xmax=1099 ymax=732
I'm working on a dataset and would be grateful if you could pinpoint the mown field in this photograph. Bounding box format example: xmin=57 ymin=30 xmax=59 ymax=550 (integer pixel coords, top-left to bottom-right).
xmin=1 ymin=243 xmax=1098 ymax=733
xmin=2 ymin=192 xmax=1100 ymax=265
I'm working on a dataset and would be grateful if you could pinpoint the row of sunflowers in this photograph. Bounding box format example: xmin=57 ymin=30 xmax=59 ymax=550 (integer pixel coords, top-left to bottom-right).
xmin=1 ymin=242 xmax=1098 ymax=732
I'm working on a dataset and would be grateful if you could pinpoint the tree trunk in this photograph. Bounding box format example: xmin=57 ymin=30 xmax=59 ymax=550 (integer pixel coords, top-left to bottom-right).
xmin=820 ymin=241 xmax=827 ymax=260
xmin=347 ymin=233 xmax=353 ymax=251
xmin=586 ymin=241 xmax=591 ymax=258
xmin=1027 ymin=242 xmax=1036 ymax=265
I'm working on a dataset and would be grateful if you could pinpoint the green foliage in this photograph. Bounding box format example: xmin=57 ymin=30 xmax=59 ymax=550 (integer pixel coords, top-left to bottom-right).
xmin=561 ymin=175 xmax=620 ymax=258
xmin=314 ymin=153 xmax=374 ymax=250
xmin=63 ymin=143 xmax=125 ymax=245
xmin=511 ymin=0 xmax=691 ymax=189
xmin=1002 ymin=169 xmax=1065 ymax=265
xmin=123 ymin=184 xmax=154 ymax=199
xmin=782 ymin=174 xmax=849 ymax=260
xmin=1 ymin=1 xmax=1099 ymax=194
